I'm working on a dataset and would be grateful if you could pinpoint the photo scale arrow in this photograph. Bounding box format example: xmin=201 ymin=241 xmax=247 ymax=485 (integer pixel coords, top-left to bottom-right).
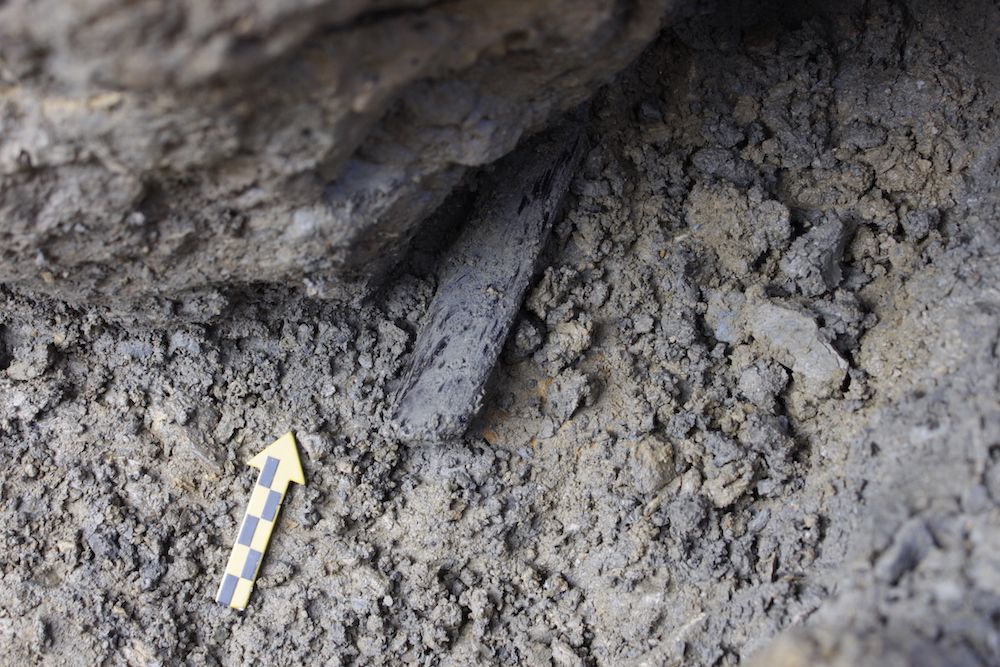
xmin=216 ymin=432 xmax=305 ymax=610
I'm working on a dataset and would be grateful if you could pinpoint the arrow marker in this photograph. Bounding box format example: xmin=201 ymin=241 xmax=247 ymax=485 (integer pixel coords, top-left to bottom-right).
xmin=216 ymin=432 xmax=305 ymax=610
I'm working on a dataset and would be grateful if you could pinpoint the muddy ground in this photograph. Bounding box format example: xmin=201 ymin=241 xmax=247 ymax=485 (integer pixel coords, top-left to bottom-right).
xmin=1 ymin=0 xmax=999 ymax=665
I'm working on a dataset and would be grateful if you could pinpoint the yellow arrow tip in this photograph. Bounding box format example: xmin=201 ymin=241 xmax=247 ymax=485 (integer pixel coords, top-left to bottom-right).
xmin=247 ymin=432 xmax=305 ymax=485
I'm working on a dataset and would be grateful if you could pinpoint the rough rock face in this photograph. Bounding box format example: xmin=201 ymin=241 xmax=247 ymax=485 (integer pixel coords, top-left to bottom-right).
xmin=0 ymin=0 xmax=675 ymax=315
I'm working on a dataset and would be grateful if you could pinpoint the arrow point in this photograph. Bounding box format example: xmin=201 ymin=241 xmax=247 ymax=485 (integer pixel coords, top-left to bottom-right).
xmin=247 ymin=432 xmax=305 ymax=486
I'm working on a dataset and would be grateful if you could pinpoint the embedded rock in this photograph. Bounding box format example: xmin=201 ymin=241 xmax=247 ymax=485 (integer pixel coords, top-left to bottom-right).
xmin=0 ymin=0 xmax=678 ymax=316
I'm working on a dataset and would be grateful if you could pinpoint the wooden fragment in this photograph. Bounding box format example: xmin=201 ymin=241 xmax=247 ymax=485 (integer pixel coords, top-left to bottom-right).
xmin=392 ymin=122 xmax=585 ymax=443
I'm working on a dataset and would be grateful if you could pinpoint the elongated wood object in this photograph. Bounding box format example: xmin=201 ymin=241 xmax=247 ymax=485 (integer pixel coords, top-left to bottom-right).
xmin=392 ymin=122 xmax=585 ymax=443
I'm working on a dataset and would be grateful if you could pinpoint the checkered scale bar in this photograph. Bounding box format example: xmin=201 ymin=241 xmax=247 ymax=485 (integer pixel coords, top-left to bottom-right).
xmin=216 ymin=456 xmax=287 ymax=610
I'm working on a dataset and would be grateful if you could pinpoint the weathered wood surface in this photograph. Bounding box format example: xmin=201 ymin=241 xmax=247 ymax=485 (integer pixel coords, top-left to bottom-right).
xmin=392 ymin=122 xmax=585 ymax=443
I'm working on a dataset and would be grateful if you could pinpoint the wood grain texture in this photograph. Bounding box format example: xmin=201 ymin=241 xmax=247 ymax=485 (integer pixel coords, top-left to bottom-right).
xmin=392 ymin=122 xmax=585 ymax=443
